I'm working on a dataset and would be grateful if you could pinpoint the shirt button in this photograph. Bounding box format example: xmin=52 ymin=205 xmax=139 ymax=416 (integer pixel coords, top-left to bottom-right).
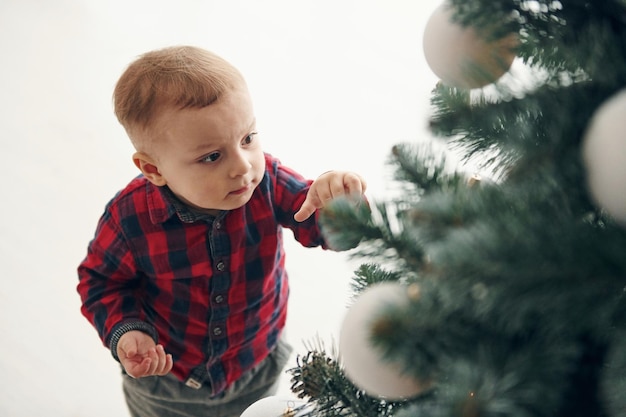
xmin=216 ymin=261 xmax=225 ymax=271
xmin=215 ymin=220 xmax=222 ymax=229
xmin=214 ymin=295 xmax=224 ymax=304
xmin=213 ymin=327 xmax=223 ymax=336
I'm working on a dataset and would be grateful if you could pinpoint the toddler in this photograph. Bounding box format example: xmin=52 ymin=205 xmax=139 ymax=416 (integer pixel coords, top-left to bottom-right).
xmin=77 ymin=45 xmax=366 ymax=417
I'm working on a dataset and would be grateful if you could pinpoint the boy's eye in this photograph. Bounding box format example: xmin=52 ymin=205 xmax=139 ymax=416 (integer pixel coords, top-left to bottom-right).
xmin=243 ymin=132 xmax=258 ymax=145
xmin=200 ymin=152 xmax=220 ymax=163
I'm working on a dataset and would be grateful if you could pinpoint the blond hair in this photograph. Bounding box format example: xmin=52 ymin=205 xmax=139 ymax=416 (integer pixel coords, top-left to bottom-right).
xmin=113 ymin=45 xmax=246 ymax=142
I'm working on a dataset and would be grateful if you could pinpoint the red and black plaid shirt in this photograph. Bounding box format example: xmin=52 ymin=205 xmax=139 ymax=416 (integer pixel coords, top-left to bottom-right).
xmin=77 ymin=153 xmax=327 ymax=395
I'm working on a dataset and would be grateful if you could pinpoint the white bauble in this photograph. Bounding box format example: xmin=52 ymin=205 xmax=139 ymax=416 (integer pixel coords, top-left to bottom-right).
xmin=582 ymin=89 xmax=626 ymax=225
xmin=240 ymin=396 xmax=308 ymax=417
xmin=339 ymin=282 xmax=427 ymax=400
xmin=423 ymin=3 xmax=517 ymax=89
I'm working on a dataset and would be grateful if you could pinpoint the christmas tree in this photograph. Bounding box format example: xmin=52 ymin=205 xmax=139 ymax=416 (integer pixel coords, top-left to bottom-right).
xmin=282 ymin=1 xmax=626 ymax=417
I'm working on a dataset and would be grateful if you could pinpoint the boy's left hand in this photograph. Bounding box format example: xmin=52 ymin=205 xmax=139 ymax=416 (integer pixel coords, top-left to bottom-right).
xmin=294 ymin=171 xmax=367 ymax=222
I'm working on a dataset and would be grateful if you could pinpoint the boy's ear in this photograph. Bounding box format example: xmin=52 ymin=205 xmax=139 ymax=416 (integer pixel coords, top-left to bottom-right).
xmin=132 ymin=152 xmax=167 ymax=186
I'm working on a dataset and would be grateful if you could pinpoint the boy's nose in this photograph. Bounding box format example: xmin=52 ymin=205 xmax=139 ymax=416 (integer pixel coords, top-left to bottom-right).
xmin=230 ymin=150 xmax=251 ymax=177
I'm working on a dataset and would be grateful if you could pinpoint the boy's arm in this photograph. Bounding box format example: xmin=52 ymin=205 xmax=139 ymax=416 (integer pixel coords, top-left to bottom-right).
xmin=269 ymin=155 xmax=367 ymax=250
xmin=79 ymin=242 xmax=173 ymax=378
xmin=77 ymin=213 xmax=157 ymax=359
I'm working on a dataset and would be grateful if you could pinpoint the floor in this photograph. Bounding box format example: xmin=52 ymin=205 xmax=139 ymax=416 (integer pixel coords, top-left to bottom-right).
xmin=0 ymin=1 xmax=440 ymax=415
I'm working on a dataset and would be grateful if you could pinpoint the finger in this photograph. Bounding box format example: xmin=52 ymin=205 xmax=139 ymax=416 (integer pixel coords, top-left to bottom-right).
xmin=145 ymin=347 xmax=159 ymax=376
xmin=328 ymin=175 xmax=347 ymax=199
xmin=153 ymin=345 xmax=172 ymax=376
xmin=294 ymin=202 xmax=316 ymax=222
xmin=343 ymin=173 xmax=367 ymax=195
xmin=123 ymin=356 xmax=152 ymax=378
xmin=160 ymin=353 xmax=174 ymax=376
xmin=294 ymin=190 xmax=324 ymax=222
xmin=151 ymin=345 xmax=165 ymax=375
xmin=315 ymin=181 xmax=335 ymax=202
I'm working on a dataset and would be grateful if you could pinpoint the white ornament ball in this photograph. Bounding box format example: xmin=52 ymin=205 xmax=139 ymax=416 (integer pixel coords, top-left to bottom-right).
xmin=240 ymin=396 xmax=308 ymax=417
xmin=582 ymin=89 xmax=626 ymax=225
xmin=339 ymin=282 xmax=427 ymax=399
xmin=423 ymin=3 xmax=517 ymax=89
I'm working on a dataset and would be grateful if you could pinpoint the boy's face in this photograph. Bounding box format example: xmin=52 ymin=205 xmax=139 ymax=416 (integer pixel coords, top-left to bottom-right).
xmin=133 ymin=88 xmax=265 ymax=214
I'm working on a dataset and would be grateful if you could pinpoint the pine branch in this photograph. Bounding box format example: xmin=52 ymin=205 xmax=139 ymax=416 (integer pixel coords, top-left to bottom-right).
xmin=348 ymin=263 xmax=404 ymax=299
xmin=319 ymin=198 xmax=427 ymax=272
xmin=288 ymin=341 xmax=408 ymax=417
xmin=389 ymin=143 xmax=464 ymax=196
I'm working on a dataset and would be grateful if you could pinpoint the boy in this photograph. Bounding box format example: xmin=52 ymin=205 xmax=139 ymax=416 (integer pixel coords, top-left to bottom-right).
xmin=77 ymin=45 xmax=366 ymax=417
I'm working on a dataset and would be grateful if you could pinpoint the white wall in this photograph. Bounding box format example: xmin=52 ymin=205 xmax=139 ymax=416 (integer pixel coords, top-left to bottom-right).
xmin=0 ymin=1 xmax=441 ymax=415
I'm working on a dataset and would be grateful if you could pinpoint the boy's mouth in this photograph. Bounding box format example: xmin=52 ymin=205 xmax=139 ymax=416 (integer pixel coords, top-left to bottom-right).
xmin=230 ymin=184 xmax=251 ymax=195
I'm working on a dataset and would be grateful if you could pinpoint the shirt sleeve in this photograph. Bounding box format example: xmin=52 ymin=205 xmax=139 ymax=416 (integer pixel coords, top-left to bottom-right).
xmin=77 ymin=205 xmax=157 ymax=356
xmin=266 ymin=154 xmax=330 ymax=249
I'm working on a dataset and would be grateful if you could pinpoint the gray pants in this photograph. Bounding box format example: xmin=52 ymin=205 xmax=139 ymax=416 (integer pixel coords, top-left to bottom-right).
xmin=122 ymin=338 xmax=293 ymax=417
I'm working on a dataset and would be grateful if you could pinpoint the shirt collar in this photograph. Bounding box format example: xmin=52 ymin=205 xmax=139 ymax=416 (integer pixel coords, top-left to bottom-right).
xmin=146 ymin=182 xmax=219 ymax=224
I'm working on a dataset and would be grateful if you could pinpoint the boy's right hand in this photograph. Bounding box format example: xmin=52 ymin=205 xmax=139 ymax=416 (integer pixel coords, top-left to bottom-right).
xmin=117 ymin=330 xmax=173 ymax=378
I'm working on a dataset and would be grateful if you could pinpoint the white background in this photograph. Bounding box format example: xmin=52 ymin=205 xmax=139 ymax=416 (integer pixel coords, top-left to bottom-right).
xmin=0 ymin=1 xmax=444 ymax=415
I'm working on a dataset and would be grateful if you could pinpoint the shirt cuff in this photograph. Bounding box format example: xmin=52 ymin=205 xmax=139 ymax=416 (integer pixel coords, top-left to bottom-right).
xmin=108 ymin=320 xmax=158 ymax=361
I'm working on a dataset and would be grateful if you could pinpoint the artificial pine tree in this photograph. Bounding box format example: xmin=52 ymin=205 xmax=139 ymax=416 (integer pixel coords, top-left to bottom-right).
xmin=286 ymin=1 xmax=626 ymax=417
